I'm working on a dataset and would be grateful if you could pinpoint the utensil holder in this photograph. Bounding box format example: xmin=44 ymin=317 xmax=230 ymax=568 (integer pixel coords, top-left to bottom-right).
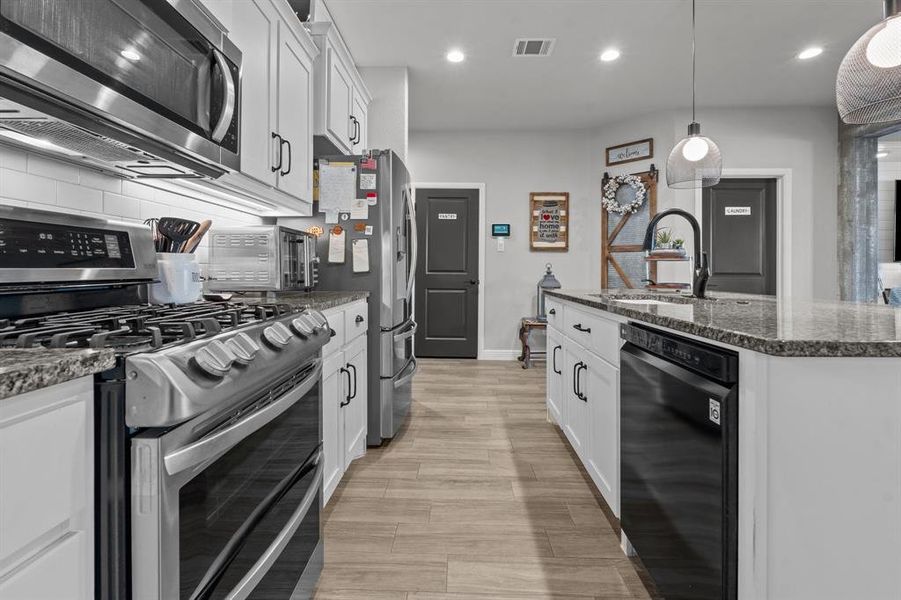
xmin=150 ymin=253 xmax=203 ymax=304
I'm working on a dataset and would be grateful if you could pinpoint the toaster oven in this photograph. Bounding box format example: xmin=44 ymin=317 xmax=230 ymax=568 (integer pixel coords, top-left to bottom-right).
xmin=207 ymin=226 xmax=319 ymax=291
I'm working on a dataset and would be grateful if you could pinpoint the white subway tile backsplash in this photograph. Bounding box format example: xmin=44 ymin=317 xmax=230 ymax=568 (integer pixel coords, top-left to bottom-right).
xmin=58 ymin=181 xmax=103 ymax=213
xmin=123 ymin=180 xmax=156 ymax=202
xmin=27 ymin=155 xmax=79 ymax=183
xmin=79 ymin=169 xmax=123 ymax=194
xmin=0 ymin=169 xmax=57 ymax=205
xmin=102 ymin=192 xmax=141 ymax=219
xmin=0 ymin=147 xmax=27 ymax=171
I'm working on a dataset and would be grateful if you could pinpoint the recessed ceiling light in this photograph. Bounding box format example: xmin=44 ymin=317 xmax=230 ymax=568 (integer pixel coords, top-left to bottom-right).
xmin=797 ymin=46 xmax=823 ymax=60
xmin=446 ymin=49 xmax=465 ymax=63
xmin=120 ymin=48 xmax=141 ymax=61
xmin=877 ymin=151 xmax=889 ymax=158
xmin=600 ymin=48 xmax=621 ymax=62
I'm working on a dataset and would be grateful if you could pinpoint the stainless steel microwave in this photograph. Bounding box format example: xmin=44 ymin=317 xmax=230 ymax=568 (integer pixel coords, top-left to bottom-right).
xmin=207 ymin=226 xmax=320 ymax=292
xmin=0 ymin=0 xmax=241 ymax=179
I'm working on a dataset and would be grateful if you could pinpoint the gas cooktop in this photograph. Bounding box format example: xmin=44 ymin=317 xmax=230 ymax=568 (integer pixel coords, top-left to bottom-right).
xmin=0 ymin=301 xmax=297 ymax=353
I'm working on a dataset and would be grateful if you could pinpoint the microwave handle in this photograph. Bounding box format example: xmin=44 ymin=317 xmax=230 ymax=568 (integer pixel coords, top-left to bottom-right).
xmin=211 ymin=49 xmax=236 ymax=143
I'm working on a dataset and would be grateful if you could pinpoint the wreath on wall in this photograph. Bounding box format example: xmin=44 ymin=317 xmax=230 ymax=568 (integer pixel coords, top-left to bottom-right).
xmin=602 ymin=174 xmax=647 ymax=215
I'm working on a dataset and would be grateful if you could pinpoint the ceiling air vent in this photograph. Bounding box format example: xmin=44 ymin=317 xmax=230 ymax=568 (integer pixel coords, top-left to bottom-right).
xmin=513 ymin=38 xmax=555 ymax=57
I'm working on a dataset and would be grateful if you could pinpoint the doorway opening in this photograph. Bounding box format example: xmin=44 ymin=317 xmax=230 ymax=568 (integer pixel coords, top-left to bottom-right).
xmin=413 ymin=186 xmax=483 ymax=358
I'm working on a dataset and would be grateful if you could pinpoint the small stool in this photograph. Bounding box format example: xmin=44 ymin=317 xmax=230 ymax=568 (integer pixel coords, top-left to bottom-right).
xmin=518 ymin=317 xmax=547 ymax=369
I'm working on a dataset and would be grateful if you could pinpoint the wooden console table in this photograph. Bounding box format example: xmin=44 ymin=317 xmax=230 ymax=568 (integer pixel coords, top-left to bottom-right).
xmin=518 ymin=317 xmax=547 ymax=369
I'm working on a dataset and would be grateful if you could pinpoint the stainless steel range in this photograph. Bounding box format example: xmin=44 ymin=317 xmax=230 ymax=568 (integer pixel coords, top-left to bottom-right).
xmin=0 ymin=208 xmax=329 ymax=600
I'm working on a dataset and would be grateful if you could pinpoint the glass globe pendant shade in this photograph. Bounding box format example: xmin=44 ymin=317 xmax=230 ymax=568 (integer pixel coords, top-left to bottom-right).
xmin=836 ymin=2 xmax=901 ymax=124
xmin=666 ymin=122 xmax=723 ymax=189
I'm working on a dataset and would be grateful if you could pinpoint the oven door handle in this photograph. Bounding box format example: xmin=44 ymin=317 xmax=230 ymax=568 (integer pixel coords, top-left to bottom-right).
xmin=189 ymin=449 xmax=323 ymax=600
xmin=164 ymin=360 xmax=322 ymax=476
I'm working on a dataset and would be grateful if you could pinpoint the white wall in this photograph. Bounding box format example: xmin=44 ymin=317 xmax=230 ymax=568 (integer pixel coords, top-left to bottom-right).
xmin=408 ymin=129 xmax=595 ymax=356
xmin=0 ymin=145 xmax=263 ymax=270
xmin=359 ymin=67 xmax=409 ymax=162
xmin=593 ymin=106 xmax=839 ymax=300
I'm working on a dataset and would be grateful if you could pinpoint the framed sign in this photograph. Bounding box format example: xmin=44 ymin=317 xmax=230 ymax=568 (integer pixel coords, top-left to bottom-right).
xmin=606 ymin=138 xmax=653 ymax=167
xmin=530 ymin=192 xmax=568 ymax=251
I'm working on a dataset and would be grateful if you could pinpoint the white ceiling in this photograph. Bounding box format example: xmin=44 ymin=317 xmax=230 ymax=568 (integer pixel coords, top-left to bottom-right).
xmin=325 ymin=0 xmax=882 ymax=132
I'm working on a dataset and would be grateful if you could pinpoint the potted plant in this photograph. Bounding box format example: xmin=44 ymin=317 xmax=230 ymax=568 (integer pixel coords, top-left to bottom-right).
xmin=654 ymin=228 xmax=673 ymax=249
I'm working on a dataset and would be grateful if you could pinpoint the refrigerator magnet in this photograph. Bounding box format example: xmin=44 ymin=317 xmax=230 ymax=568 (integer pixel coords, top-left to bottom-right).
xmin=360 ymin=173 xmax=377 ymax=190
xmin=366 ymin=192 xmax=378 ymax=206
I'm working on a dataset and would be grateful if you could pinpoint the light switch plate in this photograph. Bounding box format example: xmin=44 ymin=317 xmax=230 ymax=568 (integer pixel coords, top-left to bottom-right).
xmin=497 ymin=238 xmax=505 ymax=252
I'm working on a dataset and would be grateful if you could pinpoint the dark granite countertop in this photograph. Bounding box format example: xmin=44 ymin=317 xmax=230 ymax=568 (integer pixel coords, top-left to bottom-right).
xmin=547 ymin=289 xmax=901 ymax=357
xmin=233 ymin=291 xmax=370 ymax=312
xmin=0 ymin=349 xmax=115 ymax=400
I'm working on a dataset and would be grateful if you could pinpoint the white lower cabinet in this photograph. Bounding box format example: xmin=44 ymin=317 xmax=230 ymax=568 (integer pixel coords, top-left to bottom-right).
xmin=547 ymin=300 xmax=623 ymax=517
xmin=0 ymin=377 xmax=94 ymax=599
xmin=321 ymin=300 xmax=368 ymax=504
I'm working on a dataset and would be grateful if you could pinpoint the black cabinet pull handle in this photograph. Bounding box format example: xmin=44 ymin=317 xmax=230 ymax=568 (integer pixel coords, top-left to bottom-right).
xmin=552 ymin=345 xmax=561 ymax=374
xmin=548 ymin=309 xmax=556 ymax=315
xmin=340 ymin=367 xmax=351 ymax=406
xmin=280 ymin=138 xmax=292 ymax=176
xmin=347 ymin=363 xmax=357 ymax=401
xmin=354 ymin=118 xmax=361 ymax=144
xmin=578 ymin=364 xmax=588 ymax=402
xmin=355 ymin=315 xmax=364 ymax=324
xmin=573 ymin=323 xmax=591 ymax=333
xmin=572 ymin=362 xmax=579 ymax=398
xmin=271 ymin=132 xmax=283 ymax=172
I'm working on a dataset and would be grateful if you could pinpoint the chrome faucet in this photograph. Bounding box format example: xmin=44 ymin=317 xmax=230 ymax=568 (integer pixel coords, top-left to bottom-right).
xmin=642 ymin=209 xmax=710 ymax=299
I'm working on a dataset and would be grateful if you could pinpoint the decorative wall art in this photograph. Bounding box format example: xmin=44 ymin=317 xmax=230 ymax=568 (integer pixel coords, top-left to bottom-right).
xmin=530 ymin=192 xmax=569 ymax=251
xmin=601 ymin=166 xmax=658 ymax=288
xmin=605 ymin=138 xmax=654 ymax=167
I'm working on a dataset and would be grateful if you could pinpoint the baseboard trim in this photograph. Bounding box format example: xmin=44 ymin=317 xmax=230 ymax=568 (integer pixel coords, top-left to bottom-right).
xmin=479 ymin=349 xmax=521 ymax=361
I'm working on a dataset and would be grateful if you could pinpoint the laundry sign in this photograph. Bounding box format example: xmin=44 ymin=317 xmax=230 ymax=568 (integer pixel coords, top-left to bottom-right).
xmin=438 ymin=213 xmax=457 ymax=220
xmin=725 ymin=206 xmax=752 ymax=216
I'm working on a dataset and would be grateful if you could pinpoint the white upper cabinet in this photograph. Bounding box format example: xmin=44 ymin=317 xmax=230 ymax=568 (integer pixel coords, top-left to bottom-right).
xmin=309 ymin=1 xmax=371 ymax=155
xmin=200 ymin=0 xmax=318 ymax=213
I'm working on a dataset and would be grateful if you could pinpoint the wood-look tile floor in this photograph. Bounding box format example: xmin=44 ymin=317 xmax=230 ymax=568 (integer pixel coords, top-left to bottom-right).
xmin=315 ymin=359 xmax=655 ymax=600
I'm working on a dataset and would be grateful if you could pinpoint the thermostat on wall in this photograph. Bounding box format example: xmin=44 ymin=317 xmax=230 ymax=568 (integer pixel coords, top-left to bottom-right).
xmin=491 ymin=224 xmax=511 ymax=237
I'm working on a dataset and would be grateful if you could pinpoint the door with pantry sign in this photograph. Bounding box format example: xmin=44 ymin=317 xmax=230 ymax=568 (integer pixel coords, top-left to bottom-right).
xmin=414 ymin=188 xmax=480 ymax=358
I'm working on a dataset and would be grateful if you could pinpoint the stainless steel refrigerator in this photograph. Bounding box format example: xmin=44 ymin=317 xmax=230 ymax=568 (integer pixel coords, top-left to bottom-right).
xmin=307 ymin=150 xmax=416 ymax=445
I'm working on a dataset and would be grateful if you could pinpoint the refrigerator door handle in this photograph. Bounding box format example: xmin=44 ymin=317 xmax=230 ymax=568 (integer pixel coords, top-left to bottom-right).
xmin=404 ymin=185 xmax=418 ymax=303
xmin=393 ymin=356 xmax=418 ymax=389
xmin=393 ymin=319 xmax=417 ymax=343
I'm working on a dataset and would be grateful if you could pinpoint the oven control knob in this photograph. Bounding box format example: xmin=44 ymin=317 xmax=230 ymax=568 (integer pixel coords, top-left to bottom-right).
xmin=307 ymin=310 xmax=330 ymax=333
xmin=291 ymin=315 xmax=315 ymax=337
xmin=227 ymin=333 xmax=260 ymax=364
xmin=263 ymin=322 xmax=292 ymax=349
xmin=194 ymin=340 xmax=237 ymax=378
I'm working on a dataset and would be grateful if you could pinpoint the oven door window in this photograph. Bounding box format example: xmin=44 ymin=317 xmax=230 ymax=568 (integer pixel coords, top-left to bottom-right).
xmin=0 ymin=0 xmax=232 ymax=141
xmin=178 ymin=386 xmax=320 ymax=600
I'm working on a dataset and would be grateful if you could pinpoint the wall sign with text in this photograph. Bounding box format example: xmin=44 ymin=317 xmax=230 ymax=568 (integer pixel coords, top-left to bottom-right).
xmin=606 ymin=138 xmax=654 ymax=167
xmin=530 ymin=192 xmax=569 ymax=251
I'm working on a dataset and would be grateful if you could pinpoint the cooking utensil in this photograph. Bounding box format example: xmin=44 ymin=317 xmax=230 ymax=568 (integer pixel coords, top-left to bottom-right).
xmin=143 ymin=218 xmax=161 ymax=251
xmin=182 ymin=219 xmax=212 ymax=253
xmin=158 ymin=218 xmax=200 ymax=253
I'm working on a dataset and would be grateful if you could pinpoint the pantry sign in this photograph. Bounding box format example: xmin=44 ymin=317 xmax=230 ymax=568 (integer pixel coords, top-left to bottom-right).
xmin=530 ymin=192 xmax=569 ymax=251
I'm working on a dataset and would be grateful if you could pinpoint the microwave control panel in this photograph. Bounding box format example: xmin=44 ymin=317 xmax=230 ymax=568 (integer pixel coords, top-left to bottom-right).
xmin=0 ymin=217 xmax=135 ymax=269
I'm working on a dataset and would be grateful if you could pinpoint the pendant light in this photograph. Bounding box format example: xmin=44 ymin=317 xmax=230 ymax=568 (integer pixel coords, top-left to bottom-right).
xmin=836 ymin=0 xmax=901 ymax=124
xmin=666 ymin=0 xmax=722 ymax=189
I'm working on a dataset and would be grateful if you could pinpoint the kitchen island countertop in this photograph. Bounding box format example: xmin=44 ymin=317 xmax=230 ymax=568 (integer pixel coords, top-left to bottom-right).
xmin=0 ymin=348 xmax=115 ymax=400
xmin=547 ymin=288 xmax=901 ymax=357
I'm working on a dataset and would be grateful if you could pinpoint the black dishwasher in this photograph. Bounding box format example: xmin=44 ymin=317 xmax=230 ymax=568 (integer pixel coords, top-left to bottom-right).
xmin=620 ymin=323 xmax=738 ymax=600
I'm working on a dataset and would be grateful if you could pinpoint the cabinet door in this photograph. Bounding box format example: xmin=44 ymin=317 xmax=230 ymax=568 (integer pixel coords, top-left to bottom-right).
xmin=584 ymin=353 xmax=620 ymax=516
xmin=276 ymin=26 xmax=313 ymax=201
xmin=213 ymin=0 xmax=279 ymax=187
xmin=0 ymin=532 xmax=88 ymax=600
xmin=326 ymin=46 xmax=353 ymax=153
xmin=562 ymin=344 xmax=589 ymax=462
xmin=546 ymin=328 xmax=564 ymax=425
xmin=343 ymin=338 xmax=368 ymax=468
xmin=351 ymin=87 xmax=368 ymax=151
xmin=322 ymin=351 xmax=346 ymax=504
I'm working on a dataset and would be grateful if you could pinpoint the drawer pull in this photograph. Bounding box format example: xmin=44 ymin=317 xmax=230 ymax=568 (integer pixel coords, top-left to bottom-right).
xmin=355 ymin=315 xmax=365 ymax=324
xmin=573 ymin=323 xmax=592 ymax=333
xmin=548 ymin=308 xmax=556 ymax=315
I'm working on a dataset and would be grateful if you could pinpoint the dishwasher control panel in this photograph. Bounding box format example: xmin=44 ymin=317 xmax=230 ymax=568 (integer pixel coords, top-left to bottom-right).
xmin=620 ymin=323 xmax=738 ymax=384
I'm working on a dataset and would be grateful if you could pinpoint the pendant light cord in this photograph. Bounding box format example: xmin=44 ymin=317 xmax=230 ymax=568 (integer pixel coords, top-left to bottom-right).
xmin=691 ymin=0 xmax=696 ymax=123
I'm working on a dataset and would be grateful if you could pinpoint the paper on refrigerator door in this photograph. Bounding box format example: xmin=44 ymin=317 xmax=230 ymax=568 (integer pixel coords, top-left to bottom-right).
xmin=328 ymin=230 xmax=346 ymax=263
xmin=350 ymin=197 xmax=369 ymax=220
xmin=352 ymin=239 xmax=370 ymax=273
xmin=318 ymin=162 xmax=357 ymax=212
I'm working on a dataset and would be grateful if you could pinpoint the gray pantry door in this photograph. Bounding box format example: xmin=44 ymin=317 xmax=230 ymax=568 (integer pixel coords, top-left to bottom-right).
xmin=414 ymin=188 xmax=479 ymax=358
xmin=701 ymin=178 xmax=777 ymax=295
